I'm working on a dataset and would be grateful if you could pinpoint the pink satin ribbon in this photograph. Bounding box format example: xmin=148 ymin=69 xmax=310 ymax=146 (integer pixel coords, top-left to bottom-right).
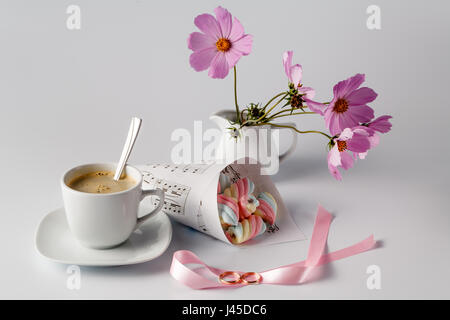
xmin=170 ymin=205 xmax=376 ymax=289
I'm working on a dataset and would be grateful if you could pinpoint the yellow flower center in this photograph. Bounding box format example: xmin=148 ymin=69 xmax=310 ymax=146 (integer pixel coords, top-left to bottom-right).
xmin=333 ymin=98 xmax=349 ymax=113
xmin=216 ymin=38 xmax=231 ymax=52
xmin=337 ymin=140 xmax=347 ymax=152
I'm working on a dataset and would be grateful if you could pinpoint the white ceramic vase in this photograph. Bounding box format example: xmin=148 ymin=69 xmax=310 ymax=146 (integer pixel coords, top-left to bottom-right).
xmin=209 ymin=110 xmax=298 ymax=174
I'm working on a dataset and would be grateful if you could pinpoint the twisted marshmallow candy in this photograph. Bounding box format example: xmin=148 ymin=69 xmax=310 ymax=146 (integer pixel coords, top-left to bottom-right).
xmin=217 ymin=176 xmax=277 ymax=244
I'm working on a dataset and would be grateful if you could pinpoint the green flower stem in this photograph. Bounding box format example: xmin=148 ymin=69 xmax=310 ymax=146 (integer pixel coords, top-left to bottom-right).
xmin=263 ymin=92 xmax=289 ymax=116
xmin=240 ymin=108 xmax=247 ymax=123
xmin=240 ymin=92 xmax=288 ymax=127
xmin=245 ymin=92 xmax=288 ymax=125
xmin=268 ymin=111 xmax=315 ymax=120
xmin=266 ymin=100 xmax=330 ymax=120
xmin=256 ymin=122 xmax=332 ymax=140
xmin=262 ymin=92 xmax=288 ymax=111
xmin=266 ymin=108 xmax=293 ymax=119
xmin=267 ymin=107 xmax=315 ymax=119
xmin=233 ymin=66 xmax=240 ymax=124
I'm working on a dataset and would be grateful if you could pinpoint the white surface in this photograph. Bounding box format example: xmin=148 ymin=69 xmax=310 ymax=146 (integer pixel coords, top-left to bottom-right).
xmin=0 ymin=0 xmax=449 ymax=299
xmin=36 ymin=208 xmax=172 ymax=266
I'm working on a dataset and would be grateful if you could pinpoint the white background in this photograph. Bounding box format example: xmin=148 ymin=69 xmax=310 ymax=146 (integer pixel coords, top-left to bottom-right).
xmin=0 ymin=0 xmax=449 ymax=299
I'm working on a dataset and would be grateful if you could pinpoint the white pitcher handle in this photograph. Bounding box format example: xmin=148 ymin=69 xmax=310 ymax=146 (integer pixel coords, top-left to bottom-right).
xmin=274 ymin=122 xmax=298 ymax=163
xmin=135 ymin=188 xmax=165 ymax=230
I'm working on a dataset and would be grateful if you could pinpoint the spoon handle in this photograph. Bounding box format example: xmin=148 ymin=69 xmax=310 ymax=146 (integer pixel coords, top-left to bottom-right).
xmin=113 ymin=117 xmax=142 ymax=181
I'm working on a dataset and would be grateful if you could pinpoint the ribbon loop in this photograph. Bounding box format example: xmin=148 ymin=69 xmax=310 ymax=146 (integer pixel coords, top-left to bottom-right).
xmin=170 ymin=205 xmax=376 ymax=289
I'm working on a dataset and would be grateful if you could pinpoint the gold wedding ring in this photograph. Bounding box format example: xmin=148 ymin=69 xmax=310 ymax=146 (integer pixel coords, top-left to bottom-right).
xmin=219 ymin=271 xmax=263 ymax=285
xmin=219 ymin=271 xmax=242 ymax=285
xmin=240 ymin=272 xmax=262 ymax=285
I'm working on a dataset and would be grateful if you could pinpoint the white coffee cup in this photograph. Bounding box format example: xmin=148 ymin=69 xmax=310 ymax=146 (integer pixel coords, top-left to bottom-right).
xmin=61 ymin=163 xmax=165 ymax=249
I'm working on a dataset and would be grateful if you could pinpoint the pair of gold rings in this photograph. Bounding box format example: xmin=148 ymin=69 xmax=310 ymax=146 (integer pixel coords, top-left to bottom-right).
xmin=219 ymin=271 xmax=262 ymax=285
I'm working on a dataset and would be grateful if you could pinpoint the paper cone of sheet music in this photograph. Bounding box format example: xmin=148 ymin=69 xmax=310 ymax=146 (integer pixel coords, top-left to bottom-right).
xmin=137 ymin=158 xmax=305 ymax=246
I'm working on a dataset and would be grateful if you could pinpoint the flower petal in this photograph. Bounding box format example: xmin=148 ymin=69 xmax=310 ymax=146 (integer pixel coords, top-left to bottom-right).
xmin=353 ymin=126 xmax=376 ymax=137
xmin=357 ymin=132 xmax=379 ymax=159
xmin=194 ymin=13 xmax=222 ymax=39
xmin=283 ymin=51 xmax=293 ymax=80
xmin=333 ymin=73 xmax=365 ymax=98
xmin=224 ymin=48 xmax=242 ymax=69
xmin=327 ymin=152 xmax=342 ymax=181
xmin=232 ymin=34 xmax=253 ymax=55
xmin=328 ymin=164 xmax=342 ymax=180
xmin=339 ymin=128 xmax=354 ymax=141
xmin=327 ymin=113 xmax=341 ymax=136
xmin=347 ymin=105 xmax=375 ymax=123
xmin=214 ymin=6 xmax=232 ymax=38
xmin=187 ymin=32 xmax=215 ymax=51
xmin=358 ymin=151 xmax=368 ymax=159
xmin=189 ymin=47 xmax=217 ymax=71
xmin=229 ymin=17 xmax=244 ymax=41
xmin=289 ymin=64 xmax=303 ymax=88
xmin=368 ymin=133 xmax=380 ymax=148
xmin=331 ymin=113 xmax=358 ymax=136
xmin=328 ymin=145 xmax=341 ymax=167
xmin=346 ymin=132 xmax=371 ymax=153
xmin=208 ymin=52 xmax=230 ymax=79
xmin=298 ymin=86 xmax=315 ymax=99
xmin=368 ymin=115 xmax=392 ymax=133
xmin=346 ymin=87 xmax=378 ymax=105
xmin=324 ymin=106 xmax=334 ymax=127
xmin=340 ymin=151 xmax=354 ymax=170
xmin=304 ymin=98 xmax=326 ymax=115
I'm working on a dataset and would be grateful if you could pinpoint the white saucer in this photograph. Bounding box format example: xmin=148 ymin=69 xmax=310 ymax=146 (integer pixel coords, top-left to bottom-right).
xmin=35 ymin=206 xmax=172 ymax=266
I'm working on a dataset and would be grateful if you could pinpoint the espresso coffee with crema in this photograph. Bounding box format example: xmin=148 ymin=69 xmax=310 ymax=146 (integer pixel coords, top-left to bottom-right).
xmin=68 ymin=171 xmax=136 ymax=194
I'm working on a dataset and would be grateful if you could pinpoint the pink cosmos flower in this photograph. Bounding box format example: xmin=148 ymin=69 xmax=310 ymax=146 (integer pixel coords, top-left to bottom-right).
xmin=324 ymin=74 xmax=377 ymax=136
xmin=187 ymin=6 xmax=253 ymax=79
xmin=282 ymin=51 xmax=326 ymax=115
xmin=352 ymin=115 xmax=392 ymax=159
xmin=327 ymin=127 xmax=372 ymax=180
xmin=351 ymin=126 xmax=380 ymax=160
xmin=367 ymin=115 xmax=393 ymax=133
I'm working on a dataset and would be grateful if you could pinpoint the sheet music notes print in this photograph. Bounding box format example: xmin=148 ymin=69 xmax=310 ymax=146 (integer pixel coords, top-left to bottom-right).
xmin=267 ymin=224 xmax=280 ymax=234
xmin=145 ymin=163 xmax=213 ymax=175
xmin=221 ymin=165 xmax=241 ymax=183
xmin=142 ymin=172 xmax=190 ymax=216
